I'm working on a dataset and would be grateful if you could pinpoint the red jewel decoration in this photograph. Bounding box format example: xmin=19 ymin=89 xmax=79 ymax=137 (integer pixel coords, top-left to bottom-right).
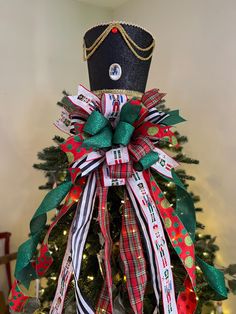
xmin=112 ymin=27 xmax=118 ymax=34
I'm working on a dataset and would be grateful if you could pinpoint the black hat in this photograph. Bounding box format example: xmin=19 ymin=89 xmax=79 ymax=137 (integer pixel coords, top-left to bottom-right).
xmin=83 ymin=22 xmax=155 ymax=97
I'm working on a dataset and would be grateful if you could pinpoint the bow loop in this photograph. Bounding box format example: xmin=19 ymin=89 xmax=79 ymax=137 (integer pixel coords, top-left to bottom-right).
xmin=82 ymin=126 xmax=113 ymax=149
xmin=113 ymin=99 xmax=142 ymax=145
xmin=83 ymin=110 xmax=110 ymax=135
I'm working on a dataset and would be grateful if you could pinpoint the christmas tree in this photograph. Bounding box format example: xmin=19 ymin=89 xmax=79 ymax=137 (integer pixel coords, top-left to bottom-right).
xmin=9 ymin=22 xmax=235 ymax=314
xmin=31 ymin=92 xmax=235 ymax=314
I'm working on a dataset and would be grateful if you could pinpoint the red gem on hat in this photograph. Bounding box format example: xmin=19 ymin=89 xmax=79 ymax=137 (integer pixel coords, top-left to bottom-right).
xmin=112 ymin=27 xmax=118 ymax=34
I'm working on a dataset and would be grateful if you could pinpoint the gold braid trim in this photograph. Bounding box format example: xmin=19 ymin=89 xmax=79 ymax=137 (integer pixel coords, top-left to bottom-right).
xmin=92 ymin=89 xmax=143 ymax=99
xmin=83 ymin=23 xmax=155 ymax=62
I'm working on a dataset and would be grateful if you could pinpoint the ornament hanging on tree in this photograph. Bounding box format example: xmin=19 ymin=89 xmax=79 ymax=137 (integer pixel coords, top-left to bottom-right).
xmin=9 ymin=22 xmax=228 ymax=314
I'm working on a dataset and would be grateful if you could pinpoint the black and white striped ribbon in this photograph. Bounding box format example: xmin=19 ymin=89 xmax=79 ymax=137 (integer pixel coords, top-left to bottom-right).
xmin=71 ymin=154 xmax=105 ymax=178
xmin=145 ymin=108 xmax=169 ymax=124
xmin=71 ymin=173 xmax=97 ymax=314
xmin=126 ymin=184 xmax=161 ymax=307
xmin=69 ymin=114 xmax=86 ymax=135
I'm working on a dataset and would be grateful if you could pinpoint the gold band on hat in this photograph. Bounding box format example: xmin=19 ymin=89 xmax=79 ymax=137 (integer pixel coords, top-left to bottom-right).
xmin=83 ymin=22 xmax=155 ymax=62
xmin=92 ymin=89 xmax=143 ymax=99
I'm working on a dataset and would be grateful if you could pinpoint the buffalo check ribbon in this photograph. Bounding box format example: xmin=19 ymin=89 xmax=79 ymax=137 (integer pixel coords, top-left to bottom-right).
xmin=10 ymin=84 xmax=227 ymax=314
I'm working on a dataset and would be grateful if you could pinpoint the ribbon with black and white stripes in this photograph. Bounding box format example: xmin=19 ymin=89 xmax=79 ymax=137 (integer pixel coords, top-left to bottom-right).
xmin=71 ymin=173 xmax=97 ymax=314
xmin=71 ymin=153 xmax=105 ymax=178
xmin=69 ymin=114 xmax=86 ymax=135
xmin=145 ymin=108 xmax=169 ymax=124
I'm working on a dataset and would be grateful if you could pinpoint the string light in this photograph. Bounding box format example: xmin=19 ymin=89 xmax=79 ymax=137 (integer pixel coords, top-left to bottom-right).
xmin=63 ymin=230 xmax=67 ymax=236
xmin=203 ymin=252 xmax=209 ymax=257
xmin=51 ymin=276 xmax=57 ymax=281
xmin=83 ymin=254 xmax=87 ymax=260
xmin=87 ymin=276 xmax=94 ymax=281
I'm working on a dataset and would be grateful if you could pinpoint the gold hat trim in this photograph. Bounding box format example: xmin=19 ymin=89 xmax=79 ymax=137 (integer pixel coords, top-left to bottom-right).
xmin=83 ymin=22 xmax=155 ymax=61
xmin=92 ymin=89 xmax=143 ymax=99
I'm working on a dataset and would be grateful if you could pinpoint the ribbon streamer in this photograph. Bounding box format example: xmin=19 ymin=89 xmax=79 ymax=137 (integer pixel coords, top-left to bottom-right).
xmin=15 ymin=181 xmax=72 ymax=288
xmin=128 ymin=171 xmax=178 ymax=313
xmin=119 ymin=192 xmax=147 ymax=314
xmin=71 ymin=173 xmax=97 ymax=314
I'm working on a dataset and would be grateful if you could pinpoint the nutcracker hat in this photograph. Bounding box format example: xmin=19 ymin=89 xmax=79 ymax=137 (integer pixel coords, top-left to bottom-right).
xmin=83 ymin=22 xmax=155 ymax=98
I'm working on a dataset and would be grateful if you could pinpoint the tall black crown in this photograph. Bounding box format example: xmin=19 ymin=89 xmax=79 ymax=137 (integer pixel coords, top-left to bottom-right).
xmin=83 ymin=22 xmax=155 ymax=96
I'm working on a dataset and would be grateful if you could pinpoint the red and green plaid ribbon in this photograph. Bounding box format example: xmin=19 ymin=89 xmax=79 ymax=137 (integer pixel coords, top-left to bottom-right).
xmin=96 ymin=173 xmax=113 ymax=313
xmin=120 ymin=192 xmax=147 ymax=313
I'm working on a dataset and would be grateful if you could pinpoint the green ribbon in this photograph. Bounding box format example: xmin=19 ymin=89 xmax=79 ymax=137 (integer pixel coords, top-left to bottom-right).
xmin=113 ymin=101 xmax=141 ymax=145
xmin=171 ymin=169 xmax=196 ymax=241
xmin=83 ymin=126 xmax=113 ymax=149
xmin=119 ymin=100 xmax=141 ymax=124
xmin=159 ymin=169 xmax=196 ymax=241
xmin=83 ymin=110 xmax=109 ymax=135
xmin=161 ymin=110 xmax=186 ymax=126
xmin=135 ymin=151 xmax=160 ymax=171
xmin=155 ymin=168 xmax=227 ymax=300
xmin=82 ymin=100 xmax=142 ymax=149
xmin=170 ymin=171 xmax=227 ymax=300
xmin=15 ymin=181 xmax=72 ymax=288
xmin=196 ymin=256 xmax=228 ymax=300
xmin=113 ymin=122 xmax=134 ymax=145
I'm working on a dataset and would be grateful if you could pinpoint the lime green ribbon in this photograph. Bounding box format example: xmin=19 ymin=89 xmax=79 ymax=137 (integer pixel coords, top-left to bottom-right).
xmin=82 ymin=100 xmax=141 ymax=149
xmin=15 ymin=181 xmax=72 ymax=288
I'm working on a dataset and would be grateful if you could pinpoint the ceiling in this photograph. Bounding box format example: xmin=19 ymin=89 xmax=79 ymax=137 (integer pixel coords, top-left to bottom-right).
xmin=77 ymin=0 xmax=129 ymax=9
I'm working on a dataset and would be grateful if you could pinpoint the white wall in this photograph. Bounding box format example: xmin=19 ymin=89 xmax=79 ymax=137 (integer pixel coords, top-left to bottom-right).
xmin=113 ymin=0 xmax=236 ymax=312
xmin=0 ymin=0 xmax=111 ymax=298
xmin=1 ymin=0 xmax=235 ymax=311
